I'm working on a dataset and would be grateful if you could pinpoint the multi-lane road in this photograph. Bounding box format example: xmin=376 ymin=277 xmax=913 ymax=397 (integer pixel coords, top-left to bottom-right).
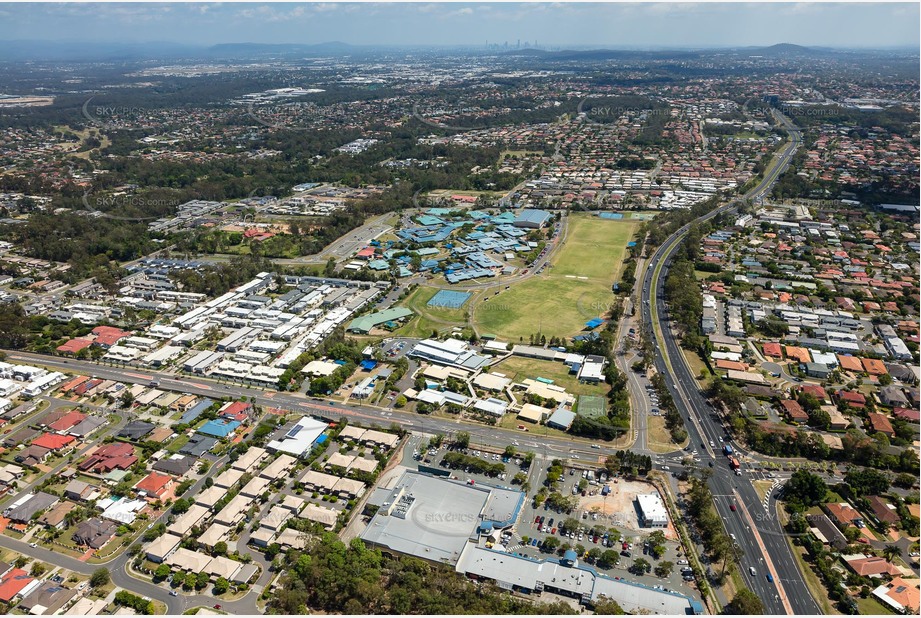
xmin=0 ymin=110 xmax=817 ymax=615
xmin=640 ymin=110 xmax=822 ymax=614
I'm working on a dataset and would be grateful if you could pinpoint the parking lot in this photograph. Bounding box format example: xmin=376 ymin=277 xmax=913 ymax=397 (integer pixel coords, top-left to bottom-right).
xmin=503 ymin=464 xmax=699 ymax=599
xmin=415 ymin=443 xmax=520 ymax=486
xmin=389 ymin=436 xmax=702 ymax=602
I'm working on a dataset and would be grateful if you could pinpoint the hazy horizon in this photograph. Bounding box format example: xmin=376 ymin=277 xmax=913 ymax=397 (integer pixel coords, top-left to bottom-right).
xmin=0 ymin=2 xmax=917 ymax=50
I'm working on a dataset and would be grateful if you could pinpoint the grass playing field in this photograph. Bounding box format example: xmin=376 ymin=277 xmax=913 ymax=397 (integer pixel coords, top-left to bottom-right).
xmin=473 ymin=214 xmax=639 ymax=341
xmin=394 ymin=286 xmax=476 ymax=339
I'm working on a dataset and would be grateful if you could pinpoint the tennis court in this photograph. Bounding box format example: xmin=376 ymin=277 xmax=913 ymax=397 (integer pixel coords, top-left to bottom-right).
xmin=577 ymin=395 xmax=607 ymax=419
xmin=427 ymin=289 xmax=472 ymax=308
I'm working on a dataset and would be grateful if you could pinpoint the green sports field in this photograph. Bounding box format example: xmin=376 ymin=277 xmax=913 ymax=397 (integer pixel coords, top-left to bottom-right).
xmin=394 ymin=286 xmax=477 ymax=339
xmin=473 ymin=215 xmax=639 ymax=341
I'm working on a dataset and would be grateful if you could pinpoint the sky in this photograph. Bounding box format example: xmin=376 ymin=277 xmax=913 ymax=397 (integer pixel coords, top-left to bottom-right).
xmin=0 ymin=2 xmax=917 ymax=50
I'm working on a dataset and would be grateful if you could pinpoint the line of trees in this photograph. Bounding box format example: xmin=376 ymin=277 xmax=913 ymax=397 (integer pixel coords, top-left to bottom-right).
xmin=269 ymin=534 xmax=576 ymax=614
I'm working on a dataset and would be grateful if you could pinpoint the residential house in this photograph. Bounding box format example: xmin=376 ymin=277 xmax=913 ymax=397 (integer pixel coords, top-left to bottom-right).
xmin=867 ymin=413 xmax=895 ymax=437
xmin=845 ymin=555 xmax=901 ymax=577
xmin=873 ymin=576 xmax=920 ymax=614
xmin=835 ymin=390 xmax=866 ymax=410
xmin=825 ymin=502 xmax=864 ymax=530
xmin=879 ymin=386 xmax=909 ymax=408
xmin=17 ymin=580 xmax=76 ymax=614
xmin=0 ymin=568 xmax=35 ymax=603
xmin=806 ymin=513 xmax=848 ymax=550
xmin=867 ymin=496 xmax=901 ymax=527
xmin=78 ymin=443 xmax=137 ymax=473
xmin=72 ymin=518 xmax=117 ymax=549
xmin=779 ymin=399 xmax=809 ymax=424
xmin=38 ymin=501 xmax=76 ymax=530
xmin=134 ymin=472 xmax=174 ymax=501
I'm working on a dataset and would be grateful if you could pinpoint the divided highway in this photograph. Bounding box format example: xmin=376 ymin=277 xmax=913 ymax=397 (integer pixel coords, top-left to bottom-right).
xmin=640 ymin=111 xmax=822 ymax=614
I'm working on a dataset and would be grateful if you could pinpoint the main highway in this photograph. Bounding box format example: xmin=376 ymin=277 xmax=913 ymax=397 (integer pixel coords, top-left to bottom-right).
xmin=0 ymin=110 xmax=811 ymax=615
xmin=640 ymin=110 xmax=823 ymax=614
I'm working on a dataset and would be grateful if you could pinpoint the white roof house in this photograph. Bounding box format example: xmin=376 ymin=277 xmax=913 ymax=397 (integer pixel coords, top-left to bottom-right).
xmin=267 ymin=418 xmax=327 ymax=458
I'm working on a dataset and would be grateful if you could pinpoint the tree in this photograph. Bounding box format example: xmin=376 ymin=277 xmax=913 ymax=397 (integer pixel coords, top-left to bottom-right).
xmin=172 ymin=572 xmax=188 ymax=588
xmin=882 ymin=545 xmax=901 ymax=563
xmin=630 ymin=558 xmax=651 ymax=575
xmin=213 ymin=541 xmax=228 ymax=556
xmin=455 ymin=432 xmax=470 ymax=449
xmin=598 ymin=550 xmax=620 ymax=569
xmin=171 ymin=498 xmax=191 ymax=515
xmin=90 ymin=568 xmax=110 ymax=588
xmin=592 ymin=596 xmax=625 ymax=614
xmin=196 ymin=571 xmax=210 ymax=589
xmin=845 ymin=468 xmax=890 ymax=496
xmin=542 ymin=536 xmax=561 ymax=552
xmin=724 ymin=589 xmax=765 ymax=615
xmin=393 ymin=395 xmax=407 ymax=408
xmin=30 ymin=563 xmax=47 ymax=577
xmin=154 ymin=564 xmax=171 ymax=580
xmin=214 ymin=577 xmax=229 ymax=594
xmin=783 ymin=470 xmax=828 ymax=509
xmin=654 ymin=561 xmax=674 ymax=578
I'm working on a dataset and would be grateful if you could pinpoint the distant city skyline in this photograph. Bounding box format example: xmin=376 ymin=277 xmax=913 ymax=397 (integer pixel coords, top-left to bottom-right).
xmin=0 ymin=2 xmax=917 ymax=50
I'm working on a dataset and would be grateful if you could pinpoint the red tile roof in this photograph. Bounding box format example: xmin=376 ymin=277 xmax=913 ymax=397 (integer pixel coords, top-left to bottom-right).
xmin=56 ymin=338 xmax=93 ymax=354
xmin=135 ymin=471 xmax=173 ymax=497
xmin=837 ymin=355 xmax=864 ymax=372
xmin=836 ymin=390 xmax=866 ymax=407
xmin=780 ymin=399 xmax=808 ymax=421
xmin=798 ymin=384 xmax=829 ymax=402
xmin=867 ymin=495 xmax=900 ymax=525
xmin=92 ymin=326 xmax=130 ymax=347
xmin=78 ymin=442 xmax=137 ymax=473
xmin=826 ymin=502 xmax=862 ymax=526
xmin=0 ymin=568 xmax=34 ymax=602
xmin=862 ymin=358 xmax=888 ymax=375
xmin=846 ymin=556 xmax=901 ymax=577
xmin=48 ymin=411 xmax=86 ymax=433
xmin=220 ymin=401 xmax=251 ymax=421
xmin=893 ymin=407 xmax=920 ymax=422
xmin=31 ymin=433 xmax=75 ymax=450
xmin=868 ymin=412 xmax=895 ymax=436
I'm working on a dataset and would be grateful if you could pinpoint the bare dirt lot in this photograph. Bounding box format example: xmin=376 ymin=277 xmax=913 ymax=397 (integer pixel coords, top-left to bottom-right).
xmin=576 ymin=478 xmax=679 ymax=541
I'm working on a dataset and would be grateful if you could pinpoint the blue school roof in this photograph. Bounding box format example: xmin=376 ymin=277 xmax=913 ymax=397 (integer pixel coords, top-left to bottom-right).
xmin=586 ymin=318 xmax=604 ymax=329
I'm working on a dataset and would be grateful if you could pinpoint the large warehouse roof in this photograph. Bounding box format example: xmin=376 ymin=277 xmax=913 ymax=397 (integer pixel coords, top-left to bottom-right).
xmin=360 ymin=471 xmax=524 ymax=565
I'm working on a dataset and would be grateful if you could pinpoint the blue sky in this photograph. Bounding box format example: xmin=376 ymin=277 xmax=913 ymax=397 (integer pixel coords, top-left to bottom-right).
xmin=0 ymin=2 xmax=916 ymax=49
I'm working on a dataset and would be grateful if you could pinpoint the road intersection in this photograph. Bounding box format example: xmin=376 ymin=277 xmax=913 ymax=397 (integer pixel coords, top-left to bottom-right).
xmin=640 ymin=110 xmax=822 ymax=614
